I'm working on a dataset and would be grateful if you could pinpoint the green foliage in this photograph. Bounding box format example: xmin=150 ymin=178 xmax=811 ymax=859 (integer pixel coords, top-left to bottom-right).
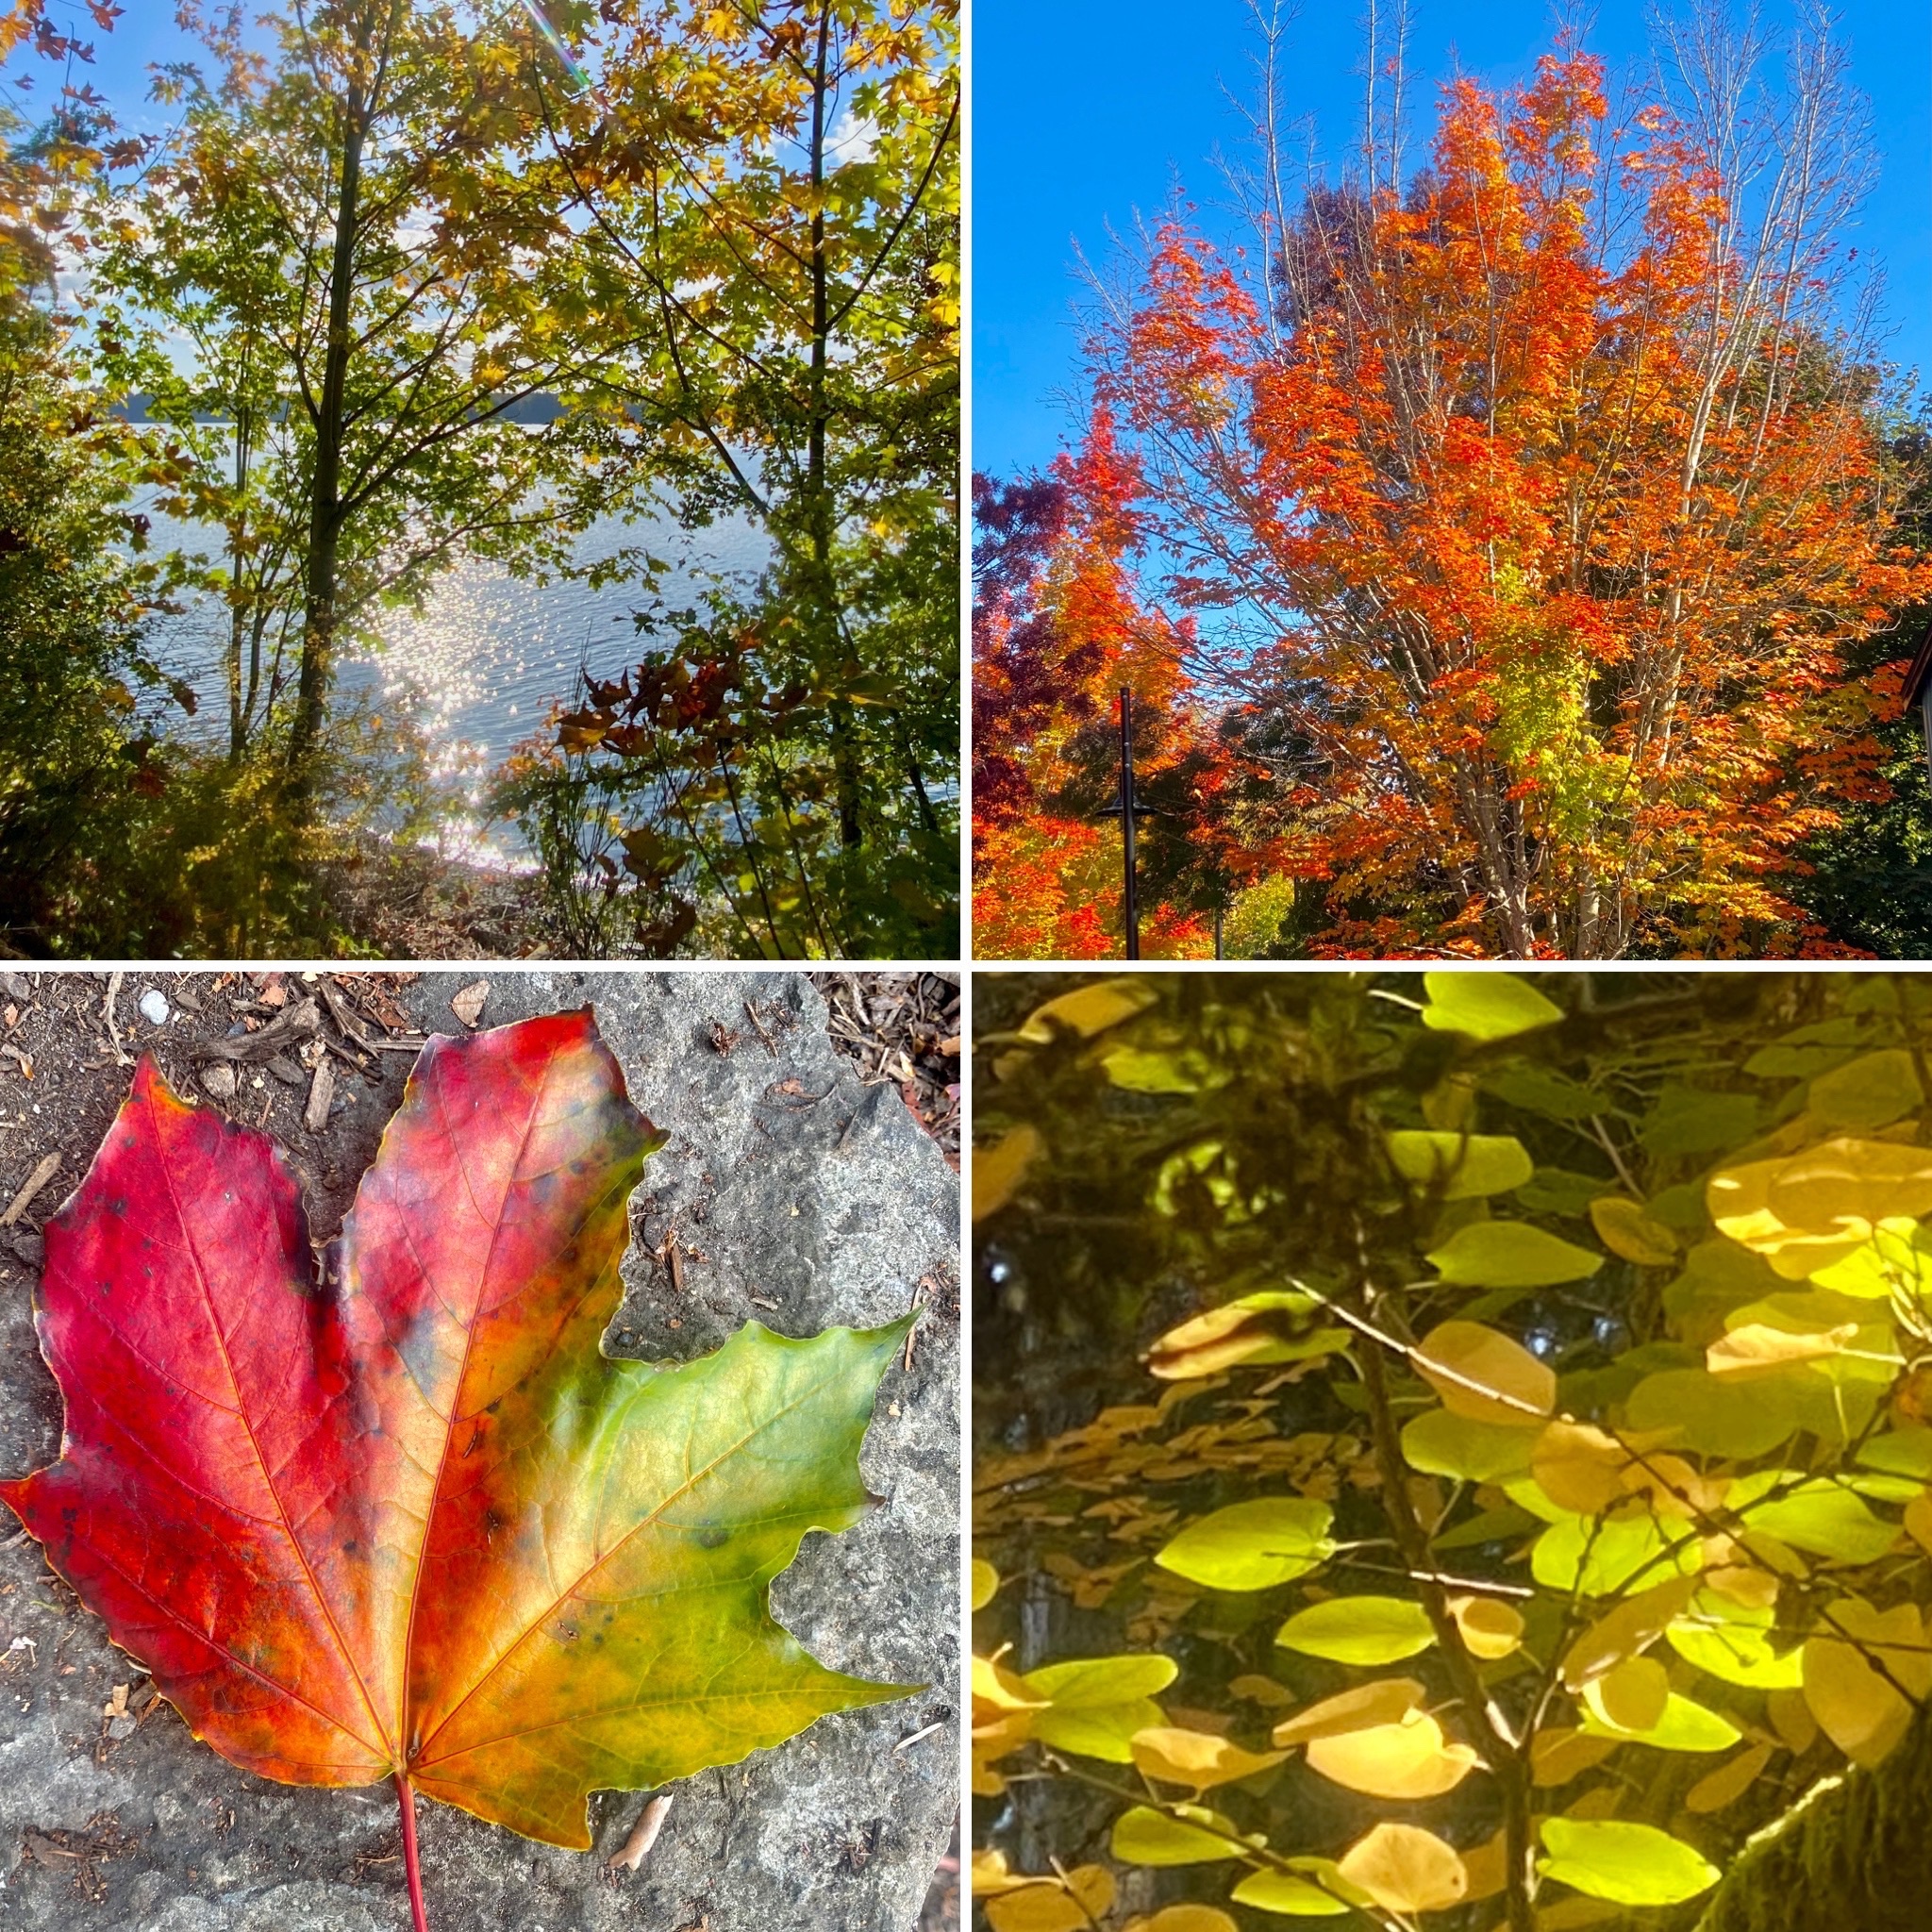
xmin=974 ymin=971 xmax=1932 ymax=1931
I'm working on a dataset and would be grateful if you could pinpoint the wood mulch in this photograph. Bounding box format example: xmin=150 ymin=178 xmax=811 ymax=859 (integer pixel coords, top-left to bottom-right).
xmin=811 ymin=973 xmax=960 ymax=1167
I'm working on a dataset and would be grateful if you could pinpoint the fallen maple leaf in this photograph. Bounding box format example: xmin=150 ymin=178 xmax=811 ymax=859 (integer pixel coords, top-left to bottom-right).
xmin=1 ymin=1010 xmax=916 ymax=1929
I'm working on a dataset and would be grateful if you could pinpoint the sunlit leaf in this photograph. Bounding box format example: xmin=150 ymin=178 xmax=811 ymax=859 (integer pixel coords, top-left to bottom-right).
xmin=1122 ymin=1908 xmax=1242 ymax=1932
xmin=1155 ymin=1499 xmax=1336 ymax=1592
xmin=1707 ymin=1322 xmax=1860 ymax=1377
xmin=1666 ymin=1616 xmax=1806 ymax=1690
xmin=1130 ymin=1725 xmax=1287 ymax=1790
xmin=1024 ymin=1655 xmax=1179 ymax=1763
xmin=1803 ymin=1598 xmax=1932 ymax=1767
xmin=1385 ymin=1130 xmax=1534 ymax=1199
xmin=1580 ymin=1687 xmax=1741 ymax=1753
xmin=1302 ymin=1710 xmax=1480 ymax=1798
xmin=1146 ymin=1292 xmax=1350 ymax=1380
xmin=1420 ymin=972 xmax=1563 ymax=1043
xmin=1272 ymin=1678 xmax=1426 ymax=1746
xmin=1413 ymin=1319 xmax=1558 ymax=1424
xmin=1708 ymin=1139 xmax=1932 ymax=1279
xmin=1275 ymin=1595 xmax=1436 ymax=1665
xmin=1228 ymin=1868 xmax=1356 ymax=1917
xmin=1018 ymin=979 xmax=1158 ymax=1042
xmin=1449 ymin=1594 xmax=1524 ymax=1659
xmin=971 ymin=1559 xmax=999 ymax=1611
xmin=1537 ymin=1819 xmax=1719 ymax=1906
xmin=983 ymin=1863 xmax=1116 ymax=1932
xmin=1403 ymin=1407 xmax=1539 ymax=1480
xmin=1110 ymin=1804 xmax=1251 ymax=1866
xmin=1338 ymin=1822 xmax=1469 ymax=1914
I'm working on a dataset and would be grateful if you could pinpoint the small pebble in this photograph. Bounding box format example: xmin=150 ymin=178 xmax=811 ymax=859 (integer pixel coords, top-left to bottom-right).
xmin=138 ymin=990 xmax=170 ymax=1026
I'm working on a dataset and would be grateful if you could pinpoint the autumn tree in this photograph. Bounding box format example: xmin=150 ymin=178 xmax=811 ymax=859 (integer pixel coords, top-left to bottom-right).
xmin=505 ymin=0 xmax=960 ymax=958
xmin=973 ymin=413 xmax=1246 ymax=960
xmin=1062 ymin=8 xmax=1926 ymax=958
xmin=973 ymin=969 xmax=1932 ymax=1932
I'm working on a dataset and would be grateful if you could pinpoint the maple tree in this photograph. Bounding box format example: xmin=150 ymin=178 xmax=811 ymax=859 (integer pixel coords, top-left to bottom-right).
xmin=980 ymin=13 xmax=1929 ymax=959
xmin=1 ymin=1010 xmax=913 ymax=1931
xmin=973 ymin=970 xmax=1932 ymax=1932
xmin=973 ymin=416 xmax=1247 ymax=960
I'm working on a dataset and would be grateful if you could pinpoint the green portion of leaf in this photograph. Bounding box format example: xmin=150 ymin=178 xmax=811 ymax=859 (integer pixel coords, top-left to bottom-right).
xmin=1385 ymin=1131 xmax=1534 ymax=1199
xmin=1230 ymin=1867 xmax=1357 ymax=1917
xmin=1809 ymin=1220 xmax=1932 ymax=1302
xmin=1624 ymin=1368 xmax=1836 ymax=1457
xmin=1429 ymin=1503 xmax=1541 ymax=1553
xmin=1425 ymin=1221 xmax=1602 ymax=1288
xmin=1807 ymin=1049 xmax=1924 ymax=1130
xmin=1274 ymin=1596 xmax=1436 ymax=1664
xmin=1579 ymin=1690 xmax=1741 ymax=1752
xmin=1023 ymin=1656 xmax=1180 ymax=1706
xmin=1031 ymin=1698 xmax=1166 ymax=1763
xmin=1482 ymin=1063 xmax=1609 ymax=1121
xmin=1401 ymin=1407 xmax=1538 ymax=1482
xmin=1857 ymin=1429 xmax=1932 ymax=1479
xmin=1532 ymin=1513 xmax=1700 ymax=1596
xmin=1733 ymin=1478 xmax=1899 ymax=1564
xmin=1155 ymin=1499 xmax=1337 ymax=1592
xmin=1639 ymin=1087 xmax=1762 ymax=1157
xmin=1421 ymin=972 xmax=1564 ymax=1043
xmin=1513 ymin=1166 xmax=1619 ymax=1216
xmin=1538 ymin=1819 xmax=1720 ymax=1906
xmin=1110 ymin=1805 xmax=1248 ymax=1866
xmin=1667 ymin=1619 xmax=1807 ymax=1690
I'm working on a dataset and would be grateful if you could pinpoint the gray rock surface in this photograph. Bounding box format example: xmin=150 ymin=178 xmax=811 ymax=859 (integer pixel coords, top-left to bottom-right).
xmin=0 ymin=970 xmax=960 ymax=1932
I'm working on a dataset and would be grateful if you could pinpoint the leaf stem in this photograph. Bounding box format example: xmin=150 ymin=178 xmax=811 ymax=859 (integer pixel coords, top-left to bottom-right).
xmin=397 ymin=1773 xmax=430 ymax=1932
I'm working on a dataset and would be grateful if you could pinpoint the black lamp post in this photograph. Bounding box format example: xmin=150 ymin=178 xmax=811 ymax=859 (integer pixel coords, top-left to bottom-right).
xmin=1094 ymin=686 xmax=1159 ymax=959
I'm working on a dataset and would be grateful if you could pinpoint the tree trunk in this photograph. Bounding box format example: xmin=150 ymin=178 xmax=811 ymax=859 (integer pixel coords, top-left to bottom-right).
xmin=805 ymin=5 xmax=862 ymax=852
xmin=288 ymin=88 xmax=366 ymax=788
xmin=1690 ymin=1710 xmax=1932 ymax=1932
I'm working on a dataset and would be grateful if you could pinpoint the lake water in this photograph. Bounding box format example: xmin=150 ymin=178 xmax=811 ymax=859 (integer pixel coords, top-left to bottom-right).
xmin=136 ymin=504 xmax=769 ymax=858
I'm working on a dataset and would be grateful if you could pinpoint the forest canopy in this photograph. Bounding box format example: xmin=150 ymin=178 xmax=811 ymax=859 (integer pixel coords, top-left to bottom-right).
xmin=974 ymin=969 xmax=1932 ymax=1931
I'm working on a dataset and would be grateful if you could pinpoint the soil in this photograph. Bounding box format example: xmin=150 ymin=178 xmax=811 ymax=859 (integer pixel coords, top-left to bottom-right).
xmin=0 ymin=969 xmax=960 ymax=1932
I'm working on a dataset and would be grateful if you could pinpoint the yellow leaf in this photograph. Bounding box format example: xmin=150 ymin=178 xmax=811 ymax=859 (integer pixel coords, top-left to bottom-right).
xmin=1803 ymin=1598 xmax=1932 ymax=1767
xmin=973 ymin=1656 xmax=1045 ymax=1713
xmin=984 ymin=1865 xmax=1117 ymax=1932
xmin=1018 ymin=978 xmax=1158 ymax=1042
xmin=1304 ymin=1710 xmax=1481 ymax=1798
xmin=1561 ymin=1576 xmax=1702 ymax=1690
xmin=1685 ymin=1740 xmax=1774 ymax=1813
xmin=1906 ymin=1490 xmax=1932 ymax=1557
xmin=1530 ymin=1727 xmax=1620 ymax=1787
xmin=1450 ymin=1593 xmax=1525 ymax=1660
xmin=974 ymin=1125 xmax=1041 ymax=1223
xmin=1414 ymin=1319 xmax=1556 ymax=1427
xmin=1707 ymin=1140 xmax=1932 ymax=1279
xmin=1272 ymin=1677 xmax=1425 ymax=1746
xmin=1767 ymin=1686 xmax=1818 ymax=1755
xmin=1129 ymin=1725 xmax=1287 ymax=1790
xmin=1589 ymin=1195 xmax=1680 ymax=1266
xmin=1532 ymin=1420 xmax=1635 ymax=1514
xmin=1586 ymin=1656 xmax=1670 ymax=1734
xmin=1707 ymin=1323 xmax=1859 ymax=1378
xmin=1123 ymin=1909 xmax=1241 ymax=1932
xmin=1337 ymin=1822 xmax=1470 ymax=1913
xmin=972 ymin=1558 xmax=999 ymax=1611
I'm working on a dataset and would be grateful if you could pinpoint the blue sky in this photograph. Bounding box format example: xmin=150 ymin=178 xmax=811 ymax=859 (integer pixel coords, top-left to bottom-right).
xmin=974 ymin=0 xmax=1932 ymax=480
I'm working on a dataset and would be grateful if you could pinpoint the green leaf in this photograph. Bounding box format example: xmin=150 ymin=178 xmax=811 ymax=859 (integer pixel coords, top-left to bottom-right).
xmin=1426 ymin=1221 xmax=1602 ymax=1288
xmin=1023 ymin=1655 xmax=1180 ymax=1763
xmin=1155 ymin=1499 xmax=1337 ymax=1592
xmin=1809 ymin=1220 xmax=1932 ymax=1302
xmin=1275 ymin=1596 xmax=1436 ymax=1664
xmin=1401 ymin=1408 xmax=1538 ymax=1482
xmin=1537 ymin=1819 xmax=1719 ymax=1906
xmin=1230 ymin=1865 xmax=1362 ymax=1917
xmin=1807 ymin=1049 xmax=1924 ymax=1130
xmin=1579 ymin=1690 xmax=1741 ymax=1752
xmin=1857 ymin=1429 xmax=1932 ymax=1480
xmin=1512 ymin=1166 xmax=1619 ymax=1216
xmin=1532 ymin=1513 xmax=1700 ymax=1596
xmin=1482 ymin=1064 xmax=1608 ymax=1122
xmin=1385 ymin=1131 xmax=1534 ymax=1199
xmin=1734 ymin=1478 xmax=1899 ymax=1564
xmin=1102 ymin=1046 xmax=1224 ymax=1094
xmin=1667 ymin=1619 xmax=1807 ymax=1690
xmin=1624 ymin=1368 xmax=1833 ymax=1457
xmin=1421 ymin=972 xmax=1564 ymax=1043
xmin=1639 ymin=1086 xmax=1762 ymax=1157
xmin=1110 ymin=1805 xmax=1250 ymax=1866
